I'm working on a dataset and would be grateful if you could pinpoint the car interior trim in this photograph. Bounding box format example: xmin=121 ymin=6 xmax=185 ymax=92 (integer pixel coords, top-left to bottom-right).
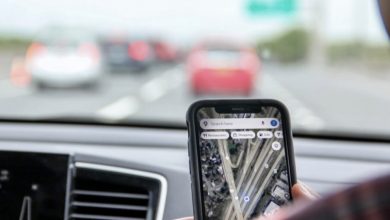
xmin=74 ymin=162 xmax=168 ymax=220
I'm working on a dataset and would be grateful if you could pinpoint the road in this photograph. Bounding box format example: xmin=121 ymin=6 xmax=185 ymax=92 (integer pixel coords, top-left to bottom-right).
xmin=220 ymin=133 xmax=287 ymax=219
xmin=217 ymin=138 xmax=243 ymax=220
xmin=1 ymin=58 xmax=390 ymax=135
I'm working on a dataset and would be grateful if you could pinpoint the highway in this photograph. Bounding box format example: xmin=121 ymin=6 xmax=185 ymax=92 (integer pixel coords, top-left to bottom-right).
xmin=220 ymin=132 xmax=286 ymax=219
xmin=1 ymin=58 xmax=390 ymax=136
xmin=2 ymin=53 xmax=390 ymax=219
xmin=217 ymin=138 xmax=243 ymax=220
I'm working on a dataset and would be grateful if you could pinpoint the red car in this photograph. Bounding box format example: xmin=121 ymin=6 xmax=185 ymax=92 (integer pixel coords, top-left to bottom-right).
xmin=187 ymin=42 xmax=260 ymax=95
xmin=150 ymin=40 xmax=178 ymax=63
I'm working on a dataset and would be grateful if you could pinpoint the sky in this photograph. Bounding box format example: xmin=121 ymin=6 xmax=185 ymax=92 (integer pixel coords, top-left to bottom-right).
xmin=0 ymin=0 xmax=388 ymax=44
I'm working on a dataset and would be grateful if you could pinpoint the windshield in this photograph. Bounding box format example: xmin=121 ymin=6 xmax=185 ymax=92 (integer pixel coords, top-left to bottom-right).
xmin=1 ymin=0 xmax=389 ymax=136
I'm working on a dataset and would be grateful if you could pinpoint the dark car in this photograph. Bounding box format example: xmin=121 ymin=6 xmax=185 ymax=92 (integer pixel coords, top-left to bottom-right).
xmin=100 ymin=33 xmax=153 ymax=72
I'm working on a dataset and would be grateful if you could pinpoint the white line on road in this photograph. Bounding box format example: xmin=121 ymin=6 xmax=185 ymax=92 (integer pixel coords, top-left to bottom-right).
xmin=96 ymin=96 xmax=139 ymax=121
xmin=262 ymin=74 xmax=325 ymax=130
xmin=96 ymin=64 xmax=185 ymax=120
xmin=140 ymin=65 xmax=185 ymax=102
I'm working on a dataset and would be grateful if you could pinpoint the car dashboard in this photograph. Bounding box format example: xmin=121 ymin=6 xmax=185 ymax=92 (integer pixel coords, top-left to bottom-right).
xmin=0 ymin=122 xmax=389 ymax=220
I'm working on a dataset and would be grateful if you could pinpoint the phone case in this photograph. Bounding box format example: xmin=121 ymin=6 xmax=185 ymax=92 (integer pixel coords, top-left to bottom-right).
xmin=186 ymin=99 xmax=297 ymax=220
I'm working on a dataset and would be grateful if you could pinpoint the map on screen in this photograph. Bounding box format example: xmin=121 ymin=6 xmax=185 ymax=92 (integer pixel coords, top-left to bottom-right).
xmin=197 ymin=107 xmax=291 ymax=220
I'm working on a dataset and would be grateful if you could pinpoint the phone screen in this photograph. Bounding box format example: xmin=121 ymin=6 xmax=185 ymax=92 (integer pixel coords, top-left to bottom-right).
xmin=196 ymin=106 xmax=291 ymax=220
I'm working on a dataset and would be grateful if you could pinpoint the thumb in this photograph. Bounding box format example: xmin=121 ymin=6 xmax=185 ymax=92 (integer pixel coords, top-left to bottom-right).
xmin=292 ymin=181 xmax=320 ymax=201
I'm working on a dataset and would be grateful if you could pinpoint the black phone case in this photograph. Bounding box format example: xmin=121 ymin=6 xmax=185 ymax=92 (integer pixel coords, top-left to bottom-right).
xmin=186 ymin=99 xmax=297 ymax=220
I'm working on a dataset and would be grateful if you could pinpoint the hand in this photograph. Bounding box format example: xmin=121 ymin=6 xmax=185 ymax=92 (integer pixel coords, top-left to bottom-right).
xmin=255 ymin=181 xmax=319 ymax=220
xmin=175 ymin=182 xmax=319 ymax=220
xmin=291 ymin=181 xmax=320 ymax=201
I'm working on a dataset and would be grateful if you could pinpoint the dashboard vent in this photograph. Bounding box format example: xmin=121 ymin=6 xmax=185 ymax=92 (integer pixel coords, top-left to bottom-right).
xmin=70 ymin=163 xmax=165 ymax=220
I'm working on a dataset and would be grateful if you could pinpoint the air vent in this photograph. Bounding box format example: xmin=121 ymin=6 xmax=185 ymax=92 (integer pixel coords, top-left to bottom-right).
xmin=69 ymin=162 xmax=167 ymax=220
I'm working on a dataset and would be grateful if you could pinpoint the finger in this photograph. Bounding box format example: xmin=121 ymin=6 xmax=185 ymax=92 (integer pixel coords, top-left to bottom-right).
xmin=252 ymin=209 xmax=287 ymax=220
xmin=292 ymin=182 xmax=320 ymax=201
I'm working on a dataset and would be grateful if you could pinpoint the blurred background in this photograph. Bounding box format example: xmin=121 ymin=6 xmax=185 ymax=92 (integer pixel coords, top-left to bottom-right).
xmin=1 ymin=0 xmax=390 ymax=136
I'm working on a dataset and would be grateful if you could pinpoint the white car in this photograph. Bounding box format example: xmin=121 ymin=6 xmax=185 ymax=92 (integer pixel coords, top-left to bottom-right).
xmin=26 ymin=29 xmax=103 ymax=89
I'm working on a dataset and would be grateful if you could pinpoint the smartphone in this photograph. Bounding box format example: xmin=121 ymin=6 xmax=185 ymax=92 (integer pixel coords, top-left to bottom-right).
xmin=187 ymin=99 xmax=296 ymax=220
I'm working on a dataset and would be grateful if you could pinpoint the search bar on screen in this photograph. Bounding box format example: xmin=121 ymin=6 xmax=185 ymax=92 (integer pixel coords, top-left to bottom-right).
xmin=200 ymin=118 xmax=279 ymax=130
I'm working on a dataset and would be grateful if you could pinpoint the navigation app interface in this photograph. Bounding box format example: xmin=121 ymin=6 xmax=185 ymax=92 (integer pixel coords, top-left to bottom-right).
xmin=197 ymin=107 xmax=290 ymax=220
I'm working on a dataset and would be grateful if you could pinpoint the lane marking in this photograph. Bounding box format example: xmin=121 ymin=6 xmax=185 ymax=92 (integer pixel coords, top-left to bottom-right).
xmin=140 ymin=65 xmax=185 ymax=102
xmin=139 ymin=76 xmax=167 ymax=102
xmin=96 ymin=96 xmax=139 ymax=121
xmin=261 ymin=74 xmax=325 ymax=130
xmin=96 ymin=64 xmax=185 ymax=120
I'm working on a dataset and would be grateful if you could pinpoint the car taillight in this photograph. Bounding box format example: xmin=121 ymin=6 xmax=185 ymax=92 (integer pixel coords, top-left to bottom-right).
xmin=128 ymin=41 xmax=150 ymax=61
xmin=79 ymin=43 xmax=100 ymax=61
xmin=26 ymin=43 xmax=46 ymax=60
